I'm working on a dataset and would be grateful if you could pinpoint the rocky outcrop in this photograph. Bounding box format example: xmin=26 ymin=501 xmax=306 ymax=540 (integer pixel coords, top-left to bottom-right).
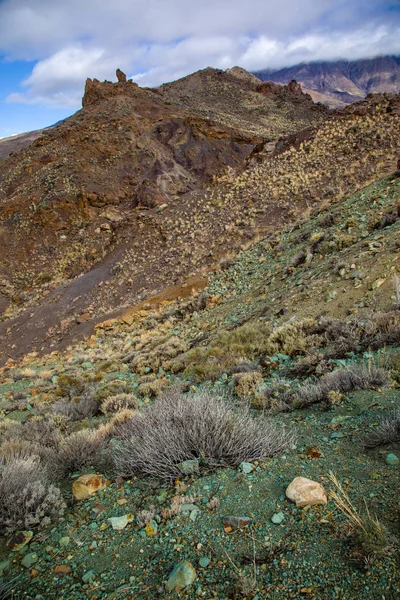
xmin=82 ymin=74 xmax=139 ymax=107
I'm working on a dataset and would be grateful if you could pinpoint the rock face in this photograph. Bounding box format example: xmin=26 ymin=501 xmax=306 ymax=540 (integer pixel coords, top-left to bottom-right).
xmin=286 ymin=477 xmax=328 ymax=508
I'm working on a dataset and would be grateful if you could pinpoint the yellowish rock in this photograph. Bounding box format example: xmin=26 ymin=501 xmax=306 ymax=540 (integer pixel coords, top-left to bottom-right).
xmin=72 ymin=474 xmax=110 ymax=500
xmin=286 ymin=477 xmax=328 ymax=508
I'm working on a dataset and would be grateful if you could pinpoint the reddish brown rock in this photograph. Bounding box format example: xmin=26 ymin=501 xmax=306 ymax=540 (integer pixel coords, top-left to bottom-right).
xmin=116 ymin=68 xmax=127 ymax=83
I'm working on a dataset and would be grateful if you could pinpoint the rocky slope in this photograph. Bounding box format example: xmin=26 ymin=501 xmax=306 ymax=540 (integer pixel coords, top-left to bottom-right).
xmin=0 ymin=68 xmax=327 ymax=360
xmin=0 ymin=129 xmax=44 ymax=161
xmin=1 ymin=167 xmax=400 ymax=599
xmin=255 ymin=55 xmax=400 ymax=108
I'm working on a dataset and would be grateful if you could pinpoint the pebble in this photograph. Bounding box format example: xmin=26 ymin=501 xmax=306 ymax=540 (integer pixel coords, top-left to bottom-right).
xmin=7 ymin=530 xmax=33 ymax=551
xmin=21 ymin=553 xmax=38 ymax=569
xmin=385 ymin=453 xmax=399 ymax=466
xmin=108 ymin=514 xmax=134 ymax=530
xmin=82 ymin=570 xmax=97 ymax=584
xmin=271 ymin=512 xmax=285 ymax=524
xmin=166 ymin=561 xmax=197 ymax=592
xmin=199 ymin=557 xmax=210 ymax=568
xmin=222 ymin=516 xmax=252 ymax=530
xmin=59 ymin=536 xmax=70 ymax=547
xmin=239 ymin=462 xmax=254 ymax=474
xmin=178 ymin=459 xmax=200 ymax=475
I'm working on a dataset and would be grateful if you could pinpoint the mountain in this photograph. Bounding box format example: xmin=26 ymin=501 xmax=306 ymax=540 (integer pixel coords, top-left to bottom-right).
xmin=255 ymin=55 xmax=400 ymax=108
xmin=1 ymin=66 xmax=400 ymax=600
xmin=0 ymin=67 xmax=327 ymax=361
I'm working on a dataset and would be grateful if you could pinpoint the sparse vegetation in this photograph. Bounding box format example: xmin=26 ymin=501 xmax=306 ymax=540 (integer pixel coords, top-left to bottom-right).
xmin=329 ymin=473 xmax=390 ymax=558
xmin=115 ymin=390 xmax=294 ymax=480
xmin=293 ymin=362 xmax=390 ymax=408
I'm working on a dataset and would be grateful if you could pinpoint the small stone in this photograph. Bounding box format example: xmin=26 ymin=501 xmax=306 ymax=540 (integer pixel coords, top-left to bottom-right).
xmin=178 ymin=459 xmax=199 ymax=475
xmin=82 ymin=570 xmax=97 ymax=584
xmin=286 ymin=477 xmax=328 ymax=508
xmin=108 ymin=514 xmax=134 ymax=530
xmin=54 ymin=565 xmax=72 ymax=576
xmin=271 ymin=512 xmax=285 ymax=524
xmin=166 ymin=561 xmax=197 ymax=592
xmin=239 ymin=462 xmax=254 ymax=474
xmin=72 ymin=474 xmax=110 ymax=500
xmin=145 ymin=520 xmax=158 ymax=537
xmin=386 ymin=453 xmax=399 ymax=466
xmin=59 ymin=536 xmax=70 ymax=547
xmin=222 ymin=516 xmax=252 ymax=530
xmin=7 ymin=530 xmax=33 ymax=551
xmin=21 ymin=553 xmax=38 ymax=569
xmin=199 ymin=557 xmax=210 ymax=568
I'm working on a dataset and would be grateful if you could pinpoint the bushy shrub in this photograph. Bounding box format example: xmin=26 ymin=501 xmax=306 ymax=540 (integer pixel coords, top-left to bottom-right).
xmin=57 ymin=429 xmax=108 ymax=475
xmin=115 ymin=390 xmax=294 ymax=480
xmin=52 ymin=395 xmax=99 ymax=421
xmin=0 ymin=456 xmax=65 ymax=534
xmin=294 ymin=363 xmax=389 ymax=408
xmin=138 ymin=377 xmax=170 ymax=397
xmin=101 ymin=393 xmax=140 ymax=414
xmin=364 ymin=409 xmax=400 ymax=448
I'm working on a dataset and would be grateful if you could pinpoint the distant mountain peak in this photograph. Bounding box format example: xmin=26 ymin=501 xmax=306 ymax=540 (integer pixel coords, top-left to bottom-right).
xmin=254 ymin=55 xmax=400 ymax=108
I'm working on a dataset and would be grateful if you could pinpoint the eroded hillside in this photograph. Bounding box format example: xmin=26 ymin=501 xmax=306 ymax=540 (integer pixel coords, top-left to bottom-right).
xmin=0 ymin=87 xmax=399 ymax=364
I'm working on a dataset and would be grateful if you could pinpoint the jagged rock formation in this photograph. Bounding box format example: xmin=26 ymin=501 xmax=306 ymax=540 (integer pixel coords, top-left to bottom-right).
xmin=255 ymin=55 xmax=400 ymax=108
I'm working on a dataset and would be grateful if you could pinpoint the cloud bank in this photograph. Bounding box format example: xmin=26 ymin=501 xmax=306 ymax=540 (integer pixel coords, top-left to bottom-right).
xmin=1 ymin=0 xmax=399 ymax=108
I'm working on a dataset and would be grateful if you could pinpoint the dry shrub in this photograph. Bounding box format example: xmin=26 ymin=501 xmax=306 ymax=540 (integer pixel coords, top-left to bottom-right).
xmin=234 ymin=372 xmax=264 ymax=400
xmin=0 ymin=419 xmax=22 ymax=442
xmin=322 ymin=310 xmax=400 ymax=356
xmin=181 ymin=319 xmax=319 ymax=382
xmin=266 ymin=318 xmax=321 ymax=357
xmin=131 ymin=334 xmax=187 ymax=375
xmin=57 ymin=429 xmax=108 ymax=476
xmin=115 ymin=390 xmax=294 ymax=480
xmin=0 ymin=438 xmax=59 ymax=477
xmin=364 ymin=409 xmax=400 ymax=448
xmin=101 ymin=393 xmax=140 ymax=415
xmin=294 ymin=362 xmax=389 ymax=408
xmin=52 ymin=395 xmax=99 ymax=421
xmin=138 ymin=377 xmax=170 ymax=397
xmin=0 ymin=455 xmax=65 ymax=534
xmin=22 ymin=416 xmax=60 ymax=447
xmin=258 ymin=378 xmax=294 ymax=412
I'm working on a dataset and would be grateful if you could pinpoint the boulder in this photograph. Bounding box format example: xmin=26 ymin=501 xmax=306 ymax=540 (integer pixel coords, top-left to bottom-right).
xmin=286 ymin=477 xmax=328 ymax=508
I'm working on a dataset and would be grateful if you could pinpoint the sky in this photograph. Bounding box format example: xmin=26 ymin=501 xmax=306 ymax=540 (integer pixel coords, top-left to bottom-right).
xmin=0 ymin=0 xmax=399 ymax=138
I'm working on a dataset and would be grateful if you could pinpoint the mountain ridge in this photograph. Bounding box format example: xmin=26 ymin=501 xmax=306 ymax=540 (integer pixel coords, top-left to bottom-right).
xmin=254 ymin=55 xmax=400 ymax=108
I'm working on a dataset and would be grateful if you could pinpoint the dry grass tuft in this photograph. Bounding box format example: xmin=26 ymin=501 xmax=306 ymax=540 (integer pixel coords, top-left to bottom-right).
xmin=329 ymin=472 xmax=390 ymax=558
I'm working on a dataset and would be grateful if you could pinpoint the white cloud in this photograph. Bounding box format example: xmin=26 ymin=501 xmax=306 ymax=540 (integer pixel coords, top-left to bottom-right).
xmin=1 ymin=0 xmax=399 ymax=108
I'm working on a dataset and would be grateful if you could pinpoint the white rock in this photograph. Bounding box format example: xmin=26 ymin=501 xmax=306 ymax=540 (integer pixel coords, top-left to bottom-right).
xmin=286 ymin=477 xmax=328 ymax=508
